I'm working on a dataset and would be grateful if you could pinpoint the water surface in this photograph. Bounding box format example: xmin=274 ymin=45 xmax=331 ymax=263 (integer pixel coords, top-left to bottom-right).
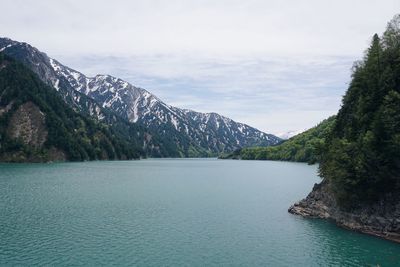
xmin=0 ymin=159 xmax=399 ymax=266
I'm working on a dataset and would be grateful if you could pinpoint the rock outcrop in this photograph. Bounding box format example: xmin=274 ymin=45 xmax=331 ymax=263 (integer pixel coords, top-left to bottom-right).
xmin=289 ymin=180 xmax=400 ymax=243
xmin=1 ymin=101 xmax=66 ymax=162
xmin=7 ymin=102 xmax=48 ymax=148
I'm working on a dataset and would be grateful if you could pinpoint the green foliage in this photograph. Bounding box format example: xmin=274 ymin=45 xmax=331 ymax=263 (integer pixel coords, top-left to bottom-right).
xmin=227 ymin=15 xmax=400 ymax=209
xmin=221 ymin=116 xmax=335 ymax=164
xmin=0 ymin=54 xmax=144 ymax=161
xmin=319 ymin=15 xmax=400 ymax=208
xmin=0 ymin=53 xmax=216 ymax=160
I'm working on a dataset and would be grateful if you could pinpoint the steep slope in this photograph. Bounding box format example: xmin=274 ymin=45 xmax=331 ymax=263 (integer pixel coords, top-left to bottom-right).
xmin=318 ymin=17 xmax=400 ymax=207
xmin=221 ymin=116 xmax=335 ymax=164
xmin=0 ymin=38 xmax=108 ymax=121
xmin=0 ymin=37 xmax=281 ymax=156
xmin=289 ymin=15 xmax=400 ymax=243
xmin=0 ymin=53 xmax=165 ymax=161
xmin=0 ymin=38 xmax=188 ymax=157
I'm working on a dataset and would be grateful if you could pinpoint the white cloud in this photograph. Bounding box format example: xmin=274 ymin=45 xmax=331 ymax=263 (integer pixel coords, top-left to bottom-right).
xmin=1 ymin=0 xmax=399 ymax=133
xmin=3 ymin=0 xmax=398 ymax=57
xmin=56 ymin=53 xmax=352 ymax=133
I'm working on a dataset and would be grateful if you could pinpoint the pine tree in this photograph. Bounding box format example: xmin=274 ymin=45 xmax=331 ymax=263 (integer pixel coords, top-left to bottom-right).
xmin=319 ymin=15 xmax=400 ymax=208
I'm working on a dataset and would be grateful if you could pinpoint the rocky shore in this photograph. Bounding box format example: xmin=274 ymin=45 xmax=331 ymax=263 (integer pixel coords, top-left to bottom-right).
xmin=288 ymin=180 xmax=400 ymax=243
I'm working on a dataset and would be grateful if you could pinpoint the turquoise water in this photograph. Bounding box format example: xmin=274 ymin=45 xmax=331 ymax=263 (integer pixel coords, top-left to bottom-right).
xmin=0 ymin=159 xmax=399 ymax=266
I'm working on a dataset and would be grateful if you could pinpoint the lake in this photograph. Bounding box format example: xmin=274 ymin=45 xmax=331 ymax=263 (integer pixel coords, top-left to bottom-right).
xmin=0 ymin=159 xmax=399 ymax=266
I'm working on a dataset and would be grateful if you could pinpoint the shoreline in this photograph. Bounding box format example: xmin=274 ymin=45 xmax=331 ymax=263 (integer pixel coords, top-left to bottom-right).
xmin=288 ymin=181 xmax=400 ymax=244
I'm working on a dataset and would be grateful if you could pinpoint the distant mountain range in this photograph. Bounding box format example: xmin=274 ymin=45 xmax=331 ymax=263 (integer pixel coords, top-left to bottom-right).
xmin=0 ymin=54 xmax=157 ymax=161
xmin=277 ymin=129 xmax=305 ymax=140
xmin=0 ymin=37 xmax=281 ymax=158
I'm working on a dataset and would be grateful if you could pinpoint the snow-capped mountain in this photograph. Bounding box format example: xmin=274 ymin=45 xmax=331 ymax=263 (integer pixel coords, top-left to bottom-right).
xmin=0 ymin=38 xmax=108 ymax=121
xmin=277 ymin=129 xmax=306 ymax=140
xmin=0 ymin=37 xmax=281 ymax=155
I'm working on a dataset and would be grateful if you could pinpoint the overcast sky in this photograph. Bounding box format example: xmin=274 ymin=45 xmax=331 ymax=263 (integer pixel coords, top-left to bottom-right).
xmin=2 ymin=0 xmax=399 ymax=135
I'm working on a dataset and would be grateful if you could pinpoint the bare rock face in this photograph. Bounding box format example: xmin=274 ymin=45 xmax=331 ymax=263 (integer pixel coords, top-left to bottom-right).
xmin=289 ymin=180 xmax=400 ymax=243
xmin=7 ymin=101 xmax=48 ymax=148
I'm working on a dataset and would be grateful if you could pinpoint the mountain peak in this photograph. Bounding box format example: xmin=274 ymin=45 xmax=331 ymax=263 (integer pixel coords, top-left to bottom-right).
xmin=1 ymin=37 xmax=281 ymax=155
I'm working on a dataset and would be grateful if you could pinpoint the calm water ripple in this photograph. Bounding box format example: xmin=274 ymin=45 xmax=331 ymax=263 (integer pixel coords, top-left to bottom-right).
xmin=0 ymin=159 xmax=399 ymax=266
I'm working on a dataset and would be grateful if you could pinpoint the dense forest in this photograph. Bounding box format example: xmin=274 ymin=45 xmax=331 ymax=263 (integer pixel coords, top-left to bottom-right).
xmin=0 ymin=54 xmax=155 ymax=162
xmin=220 ymin=116 xmax=335 ymax=164
xmin=225 ymin=15 xmax=400 ymax=210
xmin=319 ymin=15 xmax=400 ymax=208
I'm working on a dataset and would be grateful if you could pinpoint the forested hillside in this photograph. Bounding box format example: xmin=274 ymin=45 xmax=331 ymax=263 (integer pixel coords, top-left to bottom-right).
xmin=319 ymin=15 xmax=400 ymax=207
xmin=221 ymin=116 xmax=335 ymax=164
xmin=0 ymin=37 xmax=281 ymax=157
xmin=0 ymin=54 xmax=155 ymax=162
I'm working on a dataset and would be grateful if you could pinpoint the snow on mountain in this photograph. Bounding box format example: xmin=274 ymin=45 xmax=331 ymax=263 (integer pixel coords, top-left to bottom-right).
xmin=0 ymin=37 xmax=281 ymax=155
xmin=277 ymin=129 xmax=306 ymax=140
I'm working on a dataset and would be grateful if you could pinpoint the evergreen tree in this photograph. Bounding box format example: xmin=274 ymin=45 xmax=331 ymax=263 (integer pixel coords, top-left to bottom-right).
xmin=319 ymin=15 xmax=400 ymax=208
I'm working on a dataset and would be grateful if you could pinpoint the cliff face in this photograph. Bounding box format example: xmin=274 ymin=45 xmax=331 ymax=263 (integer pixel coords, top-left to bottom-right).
xmin=7 ymin=102 xmax=48 ymax=148
xmin=289 ymin=180 xmax=400 ymax=243
xmin=1 ymin=101 xmax=66 ymax=162
xmin=0 ymin=54 xmax=146 ymax=162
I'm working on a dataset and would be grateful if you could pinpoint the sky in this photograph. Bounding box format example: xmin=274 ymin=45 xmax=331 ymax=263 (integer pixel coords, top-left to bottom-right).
xmin=1 ymin=0 xmax=399 ymax=135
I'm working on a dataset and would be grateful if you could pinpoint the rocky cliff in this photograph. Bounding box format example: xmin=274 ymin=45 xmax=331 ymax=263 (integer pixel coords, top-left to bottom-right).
xmin=7 ymin=102 xmax=48 ymax=148
xmin=289 ymin=180 xmax=400 ymax=243
xmin=0 ymin=101 xmax=67 ymax=162
xmin=0 ymin=54 xmax=147 ymax=162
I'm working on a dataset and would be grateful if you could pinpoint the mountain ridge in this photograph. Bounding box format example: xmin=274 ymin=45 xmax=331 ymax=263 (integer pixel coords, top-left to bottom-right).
xmin=0 ymin=53 xmax=149 ymax=161
xmin=0 ymin=37 xmax=281 ymax=156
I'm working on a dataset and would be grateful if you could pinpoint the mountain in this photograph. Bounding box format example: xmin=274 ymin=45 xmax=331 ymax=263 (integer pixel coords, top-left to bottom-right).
xmin=221 ymin=116 xmax=335 ymax=164
xmin=0 ymin=53 xmax=152 ymax=162
xmin=277 ymin=129 xmax=305 ymax=140
xmin=0 ymin=37 xmax=281 ymax=156
xmin=289 ymin=15 xmax=400 ymax=243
